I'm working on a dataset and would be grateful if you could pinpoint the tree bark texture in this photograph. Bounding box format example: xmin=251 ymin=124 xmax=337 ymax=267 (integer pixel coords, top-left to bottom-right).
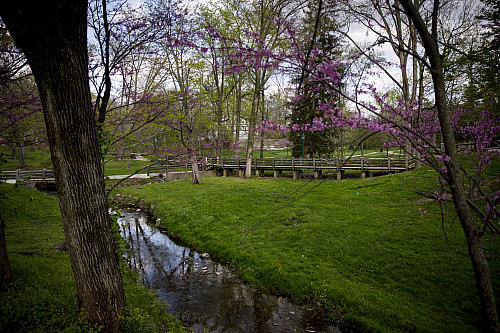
xmin=0 ymin=1 xmax=125 ymax=331
xmin=399 ymin=1 xmax=499 ymax=331
xmin=191 ymin=154 xmax=201 ymax=184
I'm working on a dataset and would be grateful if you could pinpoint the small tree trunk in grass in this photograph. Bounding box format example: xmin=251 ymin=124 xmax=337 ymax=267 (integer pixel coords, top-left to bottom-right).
xmin=245 ymin=133 xmax=254 ymax=178
xmin=17 ymin=140 xmax=26 ymax=169
xmin=9 ymin=140 xmax=15 ymax=159
xmin=191 ymin=155 xmax=201 ymax=184
xmin=245 ymin=80 xmax=260 ymax=179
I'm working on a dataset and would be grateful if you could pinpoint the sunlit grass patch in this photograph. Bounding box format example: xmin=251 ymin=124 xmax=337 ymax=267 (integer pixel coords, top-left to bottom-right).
xmin=103 ymin=158 xmax=151 ymax=176
xmin=119 ymin=166 xmax=499 ymax=332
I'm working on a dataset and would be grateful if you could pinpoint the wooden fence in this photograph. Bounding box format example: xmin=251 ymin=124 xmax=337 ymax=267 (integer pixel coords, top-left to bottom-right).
xmin=146 ymin=162 xmax=209 ymax=176
xmin=205 ymin=156 xmax=415 ymax=179
xmin=0 ymin=169 xmax=55 ymax=182
xmin=206 ymin=157 xmax=414 ymax=172
xmin=1 ymin=156 xmax=415 ymax=182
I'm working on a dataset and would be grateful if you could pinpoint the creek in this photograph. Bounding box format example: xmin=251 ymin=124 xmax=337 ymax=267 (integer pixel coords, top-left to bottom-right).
xmin=118 ymin=209 xmax=341 ymax=333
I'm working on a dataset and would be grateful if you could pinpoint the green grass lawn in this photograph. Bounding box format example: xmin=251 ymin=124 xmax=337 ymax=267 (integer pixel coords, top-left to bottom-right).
xmin=2 ymin=145 xmax=498 ymax=332
xmin=0 ymin=184 xmax=188 ymax=333
xmin=103 ymin=157 xmax=152 ymax=176
xmin=117 ymin=166 xmax=499 ymax=332
xmin=0 ymin=145 xmax=53 ymax=171
xmin=0 ymin=146 xmax=152 ymax=176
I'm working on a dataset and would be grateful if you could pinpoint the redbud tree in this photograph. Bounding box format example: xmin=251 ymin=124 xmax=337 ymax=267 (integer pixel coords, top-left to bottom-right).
xmin=230 ymin=0 xmax=499 ymax=329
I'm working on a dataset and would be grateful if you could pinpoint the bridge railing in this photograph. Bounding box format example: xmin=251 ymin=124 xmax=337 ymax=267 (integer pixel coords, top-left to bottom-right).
xmin=0 ymin=169 xmax=55 ymax=182
xmin=146 ymin=160 xmax=209 ymax=175
xmin=206 ymin=157 xmax=414 ymax=172
xmin=0 ymin=157 xmax=415 ymax=182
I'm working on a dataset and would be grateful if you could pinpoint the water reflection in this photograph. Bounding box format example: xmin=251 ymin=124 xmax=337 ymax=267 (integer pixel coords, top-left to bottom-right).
xmin=118 ymin=210 xmax=340 ymax=333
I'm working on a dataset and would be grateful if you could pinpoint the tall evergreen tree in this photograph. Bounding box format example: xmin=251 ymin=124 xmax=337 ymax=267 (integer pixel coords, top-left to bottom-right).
xmin=290 ymin=0 xmax=342 ymax=158
xmin=460 ymin=0 xmax=499 ymax=117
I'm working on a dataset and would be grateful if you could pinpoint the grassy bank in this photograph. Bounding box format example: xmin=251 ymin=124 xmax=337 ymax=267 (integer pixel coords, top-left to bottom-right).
xmin=103 ymin=158 xmax=151 ymax=176
xmin=0 ymin=146 xmax=53 ymax=171
xmin=117 ymin=167 xmax=499 ymax=332
xmin=0 ymin=183 xmax=188 ymax=332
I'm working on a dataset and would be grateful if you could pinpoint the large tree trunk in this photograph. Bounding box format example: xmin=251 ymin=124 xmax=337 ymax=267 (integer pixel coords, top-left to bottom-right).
xmin=0 ymin=1 xmax=126 ymax=332
xmin=399 ymin=1 xmax=499 ymax=331
xmin=0 ymin=213 xmax=14 ymax=290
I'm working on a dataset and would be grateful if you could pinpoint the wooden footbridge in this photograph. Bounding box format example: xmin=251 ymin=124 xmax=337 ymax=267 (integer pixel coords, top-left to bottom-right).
xmin=1 ymin=156 xmax=415 ymax=183
xmin=206 ymin=156 xmax=415 ymax=179
xmin=0 ymin=169 xmax=55 ymax=182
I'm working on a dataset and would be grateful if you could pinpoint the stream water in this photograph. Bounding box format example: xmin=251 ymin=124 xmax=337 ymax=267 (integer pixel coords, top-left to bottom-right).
xmin=118 ymin=210 xmax=341 ymax=333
